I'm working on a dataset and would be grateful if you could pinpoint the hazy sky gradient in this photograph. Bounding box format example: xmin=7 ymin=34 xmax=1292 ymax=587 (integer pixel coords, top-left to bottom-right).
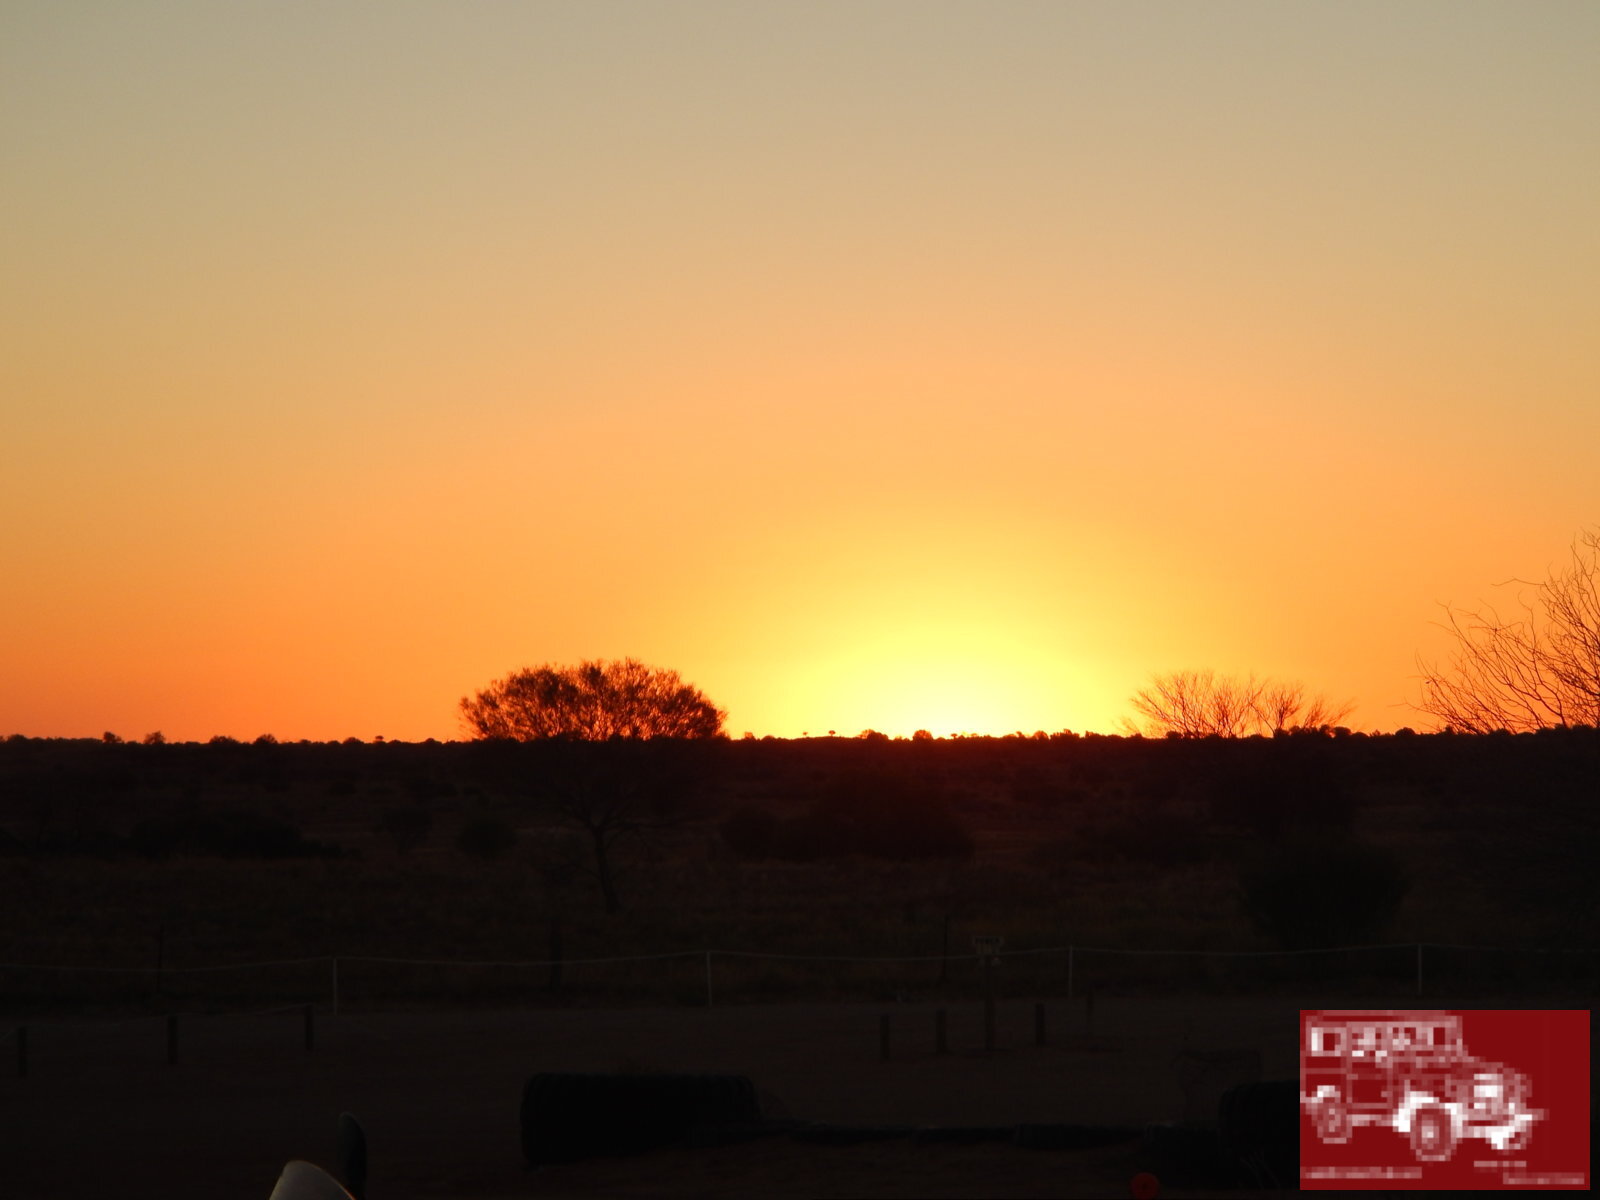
xmin=4 ymin=1 xmax=1597 ymax=739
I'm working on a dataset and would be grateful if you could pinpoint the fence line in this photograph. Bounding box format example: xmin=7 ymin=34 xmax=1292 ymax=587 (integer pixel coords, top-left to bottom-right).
xmin=340 ymin=951 xmax=705 ymax=968
xmin=4 ymin=940 xmax=1594 ymax=975
xmin=3 ymin=942 xmax=1593 ymax=1012
xmin=1 ymin=956 xmax=328 ymax=974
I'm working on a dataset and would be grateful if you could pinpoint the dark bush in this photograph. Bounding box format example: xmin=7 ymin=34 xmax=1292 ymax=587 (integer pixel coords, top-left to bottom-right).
xmin=405 ymin=775 xmax=456 ymax=802
xmin=456 ymin=815 xmax=516 ymax=859
xmin=1211 ymin=747 xmax=1356 ymax=839
xmin=748 ymin=797 xmax=972 ymax=863
xmin=718 ymin=805 xmax=779 ymax=859
xmin=1237 ymin=835 xmax=1409 ymax=949
xmin=377 ymin=805 xmax=433 ymax=853
xmin=805 ymin=768 xmax=975 ymax=862
xmin=130 ymin=810 xmax=334 ymax=859
xmin=849 ymin=799 xmax=974 ymax=861
xmin=1079 ymin=804 xmax=1215 ymax=868
xmin=30 ymin=829 xmax=127 ymax=859
xmin=771 ymin=809 xmax=851 ymax=862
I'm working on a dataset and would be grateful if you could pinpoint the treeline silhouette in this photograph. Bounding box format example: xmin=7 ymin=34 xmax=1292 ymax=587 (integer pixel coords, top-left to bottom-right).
xmin=3 ymin=725 xmax=1594 ymax=870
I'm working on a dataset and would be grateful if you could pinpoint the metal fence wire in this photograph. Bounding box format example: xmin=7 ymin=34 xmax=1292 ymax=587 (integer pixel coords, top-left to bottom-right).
xmin=3 ymin=941 xmax=1595 ymax=1017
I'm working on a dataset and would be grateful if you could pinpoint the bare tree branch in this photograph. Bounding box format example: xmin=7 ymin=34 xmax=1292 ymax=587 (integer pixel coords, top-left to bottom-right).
xmin=1414 ymin=528 xmax=1600 ymax=732
xmin=1126 ymin=669 xmax=1353 ymax=738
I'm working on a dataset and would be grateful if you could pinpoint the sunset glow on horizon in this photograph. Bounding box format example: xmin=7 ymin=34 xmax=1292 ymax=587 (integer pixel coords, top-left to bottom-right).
xmin=3 ymin=2 xmax=1597 ymax=743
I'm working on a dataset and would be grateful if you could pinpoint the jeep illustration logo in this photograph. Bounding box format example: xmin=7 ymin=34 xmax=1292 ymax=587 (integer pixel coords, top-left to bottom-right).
xmin=1302 ymin=1010 xmax=1542 ymax=1163
xmin=1299 ymin=1009 xmax=1589 ymax=1191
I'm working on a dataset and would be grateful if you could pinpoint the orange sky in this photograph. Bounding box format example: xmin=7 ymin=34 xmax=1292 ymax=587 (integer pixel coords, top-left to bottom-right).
xmin=3 ymin=2 xmax=1597 ymax=741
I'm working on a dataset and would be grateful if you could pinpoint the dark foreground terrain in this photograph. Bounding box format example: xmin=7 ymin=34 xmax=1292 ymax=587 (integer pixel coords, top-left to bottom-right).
xmin=16 ymin=989 xmax=1573 ymax=1200
xmin=3 ymin=729 xmax=1596 ymax=994
xmin=1 ymin=731 xmax=1594 ymax=1195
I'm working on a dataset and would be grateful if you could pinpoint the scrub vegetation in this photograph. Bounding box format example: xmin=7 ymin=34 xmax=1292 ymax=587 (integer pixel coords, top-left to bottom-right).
xmin=1 ymin=727 xmax=1595 ymax=1014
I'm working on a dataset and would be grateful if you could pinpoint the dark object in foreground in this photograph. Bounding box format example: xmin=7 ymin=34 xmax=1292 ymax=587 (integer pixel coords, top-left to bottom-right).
xmin=521 ymin=1073 xmax=764 ymax=1165
xmin=1141 ymin=1079 xmax=1300 ymax=1189
xmin=1218 ymin=1079 xmax=1299 ymax=1188
xmin=520 ymin=1071 xmax=1144 ymax=1166
xmin=336 ymin=1112 xmax=368 ymax=1200
xmin=269 ymin=1112 xmax=367 ymax=1200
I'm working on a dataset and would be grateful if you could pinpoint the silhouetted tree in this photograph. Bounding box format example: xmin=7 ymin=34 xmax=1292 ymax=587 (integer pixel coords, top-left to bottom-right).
xmin=459 ymin=658 xmax=726 ymax=741
xmin=459 ymin=659 xmax=724 ymax=913
xmin=1415 ymin=527 xmax=1600 ymax=732
xmin=527 ymin=738 xmax=707 ymax=913
xmin=1125 ymin=669 xmax=1353 ymax=738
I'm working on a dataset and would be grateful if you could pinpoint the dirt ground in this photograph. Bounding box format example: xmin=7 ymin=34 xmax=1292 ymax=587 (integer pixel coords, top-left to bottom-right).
xmin=0 ymin=989 xmax=1502 ymax=1199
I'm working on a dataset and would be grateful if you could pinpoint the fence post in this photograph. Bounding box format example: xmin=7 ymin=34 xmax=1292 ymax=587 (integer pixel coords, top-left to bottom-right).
xmin=935 ymin=1008 xmax=948 ymax=1055
xmin=1035 ymin=1001 xmax=1047 ymax=1046
xmin=1067 ymin=946 xmax=1074 ymax=1004
xmin=166 ymin=1014 xmax=178 ymax=1066
xmin=16 ymin=1026 xmax=26 ymax=1079
xmin=879 ymin=1013 xmax=891 ymax=1062
xmin=704 ymin=951 xmax=714 ymax=1008
xmin=1416 ymin=943 xmax=1423 ymax=998
xmin=303 ymin=1003 xmax=315 ymax=1052
xmin=983 ymin=960 xmax=996 ymax=1053
xmin=331 ymin=957 xmax=340 ymax=1016
xmin=547 ymin=917 xmax=564 ymax=992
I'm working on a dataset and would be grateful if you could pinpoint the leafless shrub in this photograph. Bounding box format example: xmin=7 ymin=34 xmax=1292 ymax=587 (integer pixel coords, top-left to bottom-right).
xmin=1415 ymin=528 xmax=1600 ymax=732
xmin=1125 ymin=669 xmax=1353 ymax=738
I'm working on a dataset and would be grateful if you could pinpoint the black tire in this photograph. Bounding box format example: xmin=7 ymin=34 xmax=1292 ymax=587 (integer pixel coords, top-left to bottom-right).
xmin=520 ymin=1072 xmax=762 ymax=1165
xmin=790 ymin=1123 xmax=916 ymax=1146
xmin=911 ymin=1126 xmax=1010 ymax=1145
xmin=1011 ymin=1124 xmax=1142 ymax=1151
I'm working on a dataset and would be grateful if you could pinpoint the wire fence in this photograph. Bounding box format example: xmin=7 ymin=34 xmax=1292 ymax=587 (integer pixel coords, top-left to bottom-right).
xmin=3 ymin=940 xmax=1596 ymax=1019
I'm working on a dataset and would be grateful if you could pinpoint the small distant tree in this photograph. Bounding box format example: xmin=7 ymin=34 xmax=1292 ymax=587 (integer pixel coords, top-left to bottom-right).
xmin=1125 ymin=669 xmax=1353 ymax=738
xmin=1415 ymin=528 xmax=1600 ymax=732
